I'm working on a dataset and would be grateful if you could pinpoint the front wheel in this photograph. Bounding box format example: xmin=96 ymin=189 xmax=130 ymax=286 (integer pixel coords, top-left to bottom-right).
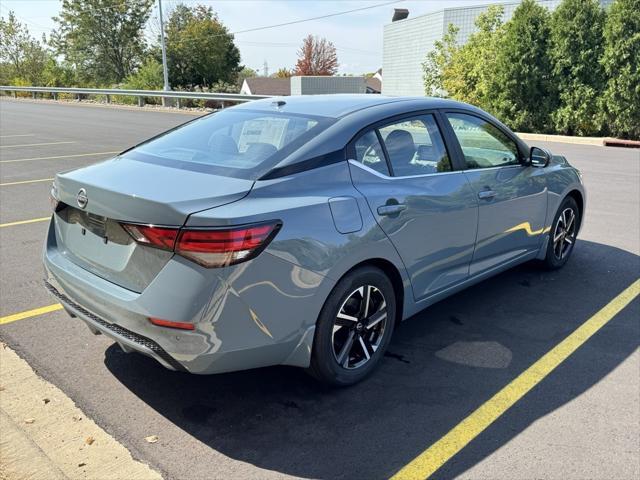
xmin=543 ymin=196 xmax=580 ymax=269
xmin=308 ymin=266 xmax=396 ymax=386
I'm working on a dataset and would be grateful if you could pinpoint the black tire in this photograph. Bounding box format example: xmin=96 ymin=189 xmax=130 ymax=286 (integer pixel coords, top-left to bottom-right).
xmin=308 ymin=266 xmax=397 ymax=387
xmin=543 ymin=196 xmax=580 ymax=270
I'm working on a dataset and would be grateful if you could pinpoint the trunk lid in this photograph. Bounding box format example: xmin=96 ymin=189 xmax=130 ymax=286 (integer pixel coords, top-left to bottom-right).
xmin=52 ymin=157 xmax=253 ymax=292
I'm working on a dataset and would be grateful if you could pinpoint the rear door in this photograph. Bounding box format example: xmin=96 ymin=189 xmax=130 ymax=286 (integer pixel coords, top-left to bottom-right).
xmin=442 ymin=111 xmax=547 ymax=275
xmin=348 ymin=112 xmax=478 ymax=301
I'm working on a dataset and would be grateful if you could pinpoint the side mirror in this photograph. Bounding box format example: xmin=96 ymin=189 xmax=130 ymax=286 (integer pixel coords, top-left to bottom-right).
xmin=529 ymin=146 xmax=551 ymax=168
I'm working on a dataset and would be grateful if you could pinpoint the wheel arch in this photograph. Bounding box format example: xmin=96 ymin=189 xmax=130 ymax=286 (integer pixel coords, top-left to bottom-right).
xmin=337 ymin=257 xmax=406 ymax=326
xmin=566 ymin=189 xmax=585 ymax=231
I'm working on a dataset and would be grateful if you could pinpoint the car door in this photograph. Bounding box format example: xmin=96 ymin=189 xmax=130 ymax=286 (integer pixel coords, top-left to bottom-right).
xmin=348 ymin=112 xmax=478 ymax=301
xmin=442 ymin=111 xmax=547 ymax=276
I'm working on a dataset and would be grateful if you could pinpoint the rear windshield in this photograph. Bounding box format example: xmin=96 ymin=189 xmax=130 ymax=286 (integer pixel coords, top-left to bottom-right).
xmin=122 ymin=109 xmax=334 ymax=179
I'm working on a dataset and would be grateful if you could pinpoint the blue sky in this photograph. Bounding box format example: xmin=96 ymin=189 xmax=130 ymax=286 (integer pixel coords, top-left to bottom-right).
xmin=1 ymin=0 xmax=508 ymax=74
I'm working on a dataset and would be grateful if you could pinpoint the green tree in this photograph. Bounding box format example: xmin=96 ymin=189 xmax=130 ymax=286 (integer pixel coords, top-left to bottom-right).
xmin=550 ymin=0 xmax=606 ymax=136
xmin=272 ymin=67 xmax=293 ymax=78
xmin=446 ymin=6 xmax=505 ymax=110
xmin=601 ymin=0 xmax=640 ymax=139
xmin=165 ymin=4 xmax=241 ymax=88
xmin=123 ymin=57 xmax=163 ymax=90
xmin=492 ymin=0 xmax=555 ymax=132
xmin=0 ymin=11 xmax=51 ymax=85
xmin=422 ymin=23 xmax=459 ymax=96
xmin=51 ymin=0 xmax=153 ymax=85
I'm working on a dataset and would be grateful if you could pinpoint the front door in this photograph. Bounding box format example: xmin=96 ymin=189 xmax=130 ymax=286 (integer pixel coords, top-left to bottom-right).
xmin=348 ymin=112 xmax=478 ymax=301
xmin=443 ymin=112 xmax=548 ymax=276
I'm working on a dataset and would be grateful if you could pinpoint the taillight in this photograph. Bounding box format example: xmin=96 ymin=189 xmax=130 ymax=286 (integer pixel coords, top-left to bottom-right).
xmin=176 ymin=222 xmax=280 ymax=267
xmin=121 ymin=221 xmax=280 ymax=268
xmin=121 ymin=224 xmax=179 ymax=250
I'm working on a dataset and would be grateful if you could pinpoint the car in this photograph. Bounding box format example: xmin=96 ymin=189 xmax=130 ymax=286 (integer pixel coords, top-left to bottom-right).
xmin=43 ymin=95 xmax=585 ymax=386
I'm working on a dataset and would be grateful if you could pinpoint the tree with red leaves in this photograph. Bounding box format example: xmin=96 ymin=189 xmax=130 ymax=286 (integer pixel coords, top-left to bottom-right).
xmin=294 ymin=35 xmax=338 ymax=76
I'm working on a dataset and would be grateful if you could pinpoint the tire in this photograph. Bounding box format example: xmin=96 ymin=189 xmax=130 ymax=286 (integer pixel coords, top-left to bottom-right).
xmin=543 ymin=196 xmax=580 ymax=270
xmin=308 ymin=266 xmax=397 ymax=387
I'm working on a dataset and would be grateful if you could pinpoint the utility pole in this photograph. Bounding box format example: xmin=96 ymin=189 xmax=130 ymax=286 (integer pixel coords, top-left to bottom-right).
xmin=158 ymin=0 xmax=170 ymax=105
xmin=263 ymin=60 xmax=269 ymax=78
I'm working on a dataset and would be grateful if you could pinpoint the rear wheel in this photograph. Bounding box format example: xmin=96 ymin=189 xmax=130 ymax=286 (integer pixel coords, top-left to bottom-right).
xmin=308 ymin=266 xmax=396 ymax=386
xmin=543 ymin=196 xmax=580 ymax=269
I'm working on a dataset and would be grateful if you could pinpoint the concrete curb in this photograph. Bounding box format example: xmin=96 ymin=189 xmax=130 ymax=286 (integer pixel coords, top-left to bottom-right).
xmin=0 ymin=344 xmax=163 ymax=480
xmin=517 ymin=132 xmax=640 ymax=148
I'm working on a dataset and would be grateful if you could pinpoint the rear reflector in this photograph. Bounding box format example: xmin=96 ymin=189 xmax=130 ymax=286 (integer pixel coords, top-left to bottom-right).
xmin=121 ymin=221 xmax=281 ymax=268
xmin=149 ymin=317 xmax=195 ymax=330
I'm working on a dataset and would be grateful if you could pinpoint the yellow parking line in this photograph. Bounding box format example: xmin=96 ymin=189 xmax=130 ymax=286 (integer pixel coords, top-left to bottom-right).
xmin=0 ymin=304 xmax=63 ymax=326
xmin=0 ymin=217 xmax=50 ymax=228
xmin=390 ymin=278 xmax=640 ymax=480
xmin=0 ymin=151 xmax=119 ymax=164
xmin=0 ymin=178 xmax=53 ymax=187
xmin=0 ymin=141 xmax=76 ymax=149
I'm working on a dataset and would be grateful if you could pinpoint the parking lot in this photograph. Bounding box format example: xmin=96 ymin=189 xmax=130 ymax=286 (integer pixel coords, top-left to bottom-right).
xmin=1 ymin=98 xmax=638 ymax=479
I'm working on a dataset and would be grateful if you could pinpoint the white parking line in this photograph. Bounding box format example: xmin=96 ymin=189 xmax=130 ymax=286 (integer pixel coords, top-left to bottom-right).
xmin=0 ymin=178 xmax=54 ymax=187
xmin=0 ymin=141 xmax=75 ymax=149
xmin=0 ymin=134 xmax=35 ymax=138
xmin=0 ymin=151 xmax=120 ymax=164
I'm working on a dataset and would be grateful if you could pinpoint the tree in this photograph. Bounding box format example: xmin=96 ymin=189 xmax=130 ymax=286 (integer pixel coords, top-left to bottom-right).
xmin=423 ymin=23 xmax=459 ymax=96
xmin=123 ymin=57 xmax=163 ymax=90
xmin=446 ymin=6 xmax=504 ymax=110
xmin=601 ymin=0 xmax=640 ymax=139
xmin=0 ymin=11 xmax=51 ymax=85
xmin=237 ymin=66 xmax=257 ymax=87
xmin=550 ymin=0 xmax=606 ymax=136
xmin=294 ymin=35 xmax=338 ymax=76
xmin=492 ymin=0 xmax=555 ymax=132
xmin=164 ymin=4 xmax=241 ymax=89
xmin=50 ymin=0 xmax=153 ymax=85
xmin=272 ymin=67 xmax=293 ymax=78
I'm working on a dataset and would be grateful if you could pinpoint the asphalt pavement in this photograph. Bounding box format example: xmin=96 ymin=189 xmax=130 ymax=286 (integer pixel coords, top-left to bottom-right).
xmin=1 ymin=98 xmax=638 ymax=480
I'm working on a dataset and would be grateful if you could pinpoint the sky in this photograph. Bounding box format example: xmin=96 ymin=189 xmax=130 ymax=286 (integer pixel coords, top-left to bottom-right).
xmin=0 ymin=0 xmax=511 ymax=75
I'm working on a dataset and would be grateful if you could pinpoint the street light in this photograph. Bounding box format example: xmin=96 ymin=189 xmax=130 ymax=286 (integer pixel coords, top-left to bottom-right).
xmin=158 ymin=0 xmax=170 ymax=105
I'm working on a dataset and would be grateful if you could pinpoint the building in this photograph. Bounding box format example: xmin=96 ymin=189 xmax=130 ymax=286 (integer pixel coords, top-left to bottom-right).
xmin=382 ymin=0 xmax=613 ymax=96
xmin=240 ymin=77 xmax=291 ymax=96
xmin=240 ymin=75 xmax=375 ymax=96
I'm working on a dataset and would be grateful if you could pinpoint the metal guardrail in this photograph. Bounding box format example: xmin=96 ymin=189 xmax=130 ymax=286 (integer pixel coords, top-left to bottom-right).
xmin=0 ymin=85 xmax=271 ymax=107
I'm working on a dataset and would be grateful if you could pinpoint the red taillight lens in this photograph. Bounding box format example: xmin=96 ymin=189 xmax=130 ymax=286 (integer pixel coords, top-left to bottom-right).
xmin=176 ymin=222 xmax=280 ymax=267
xmin=121 ymin=221 xmax=280 ymax=268
xmin=149 ymin=317 xmax=195 ymax=330
xmin=121 ymin=224 xmax=179 ymax=250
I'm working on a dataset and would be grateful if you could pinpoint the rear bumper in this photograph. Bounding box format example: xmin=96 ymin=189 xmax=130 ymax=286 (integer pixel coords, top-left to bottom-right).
xmin=45 ymin=281 xmax=185 ymax=371
xmin=43 ymin=217 xmax=330 ymax=374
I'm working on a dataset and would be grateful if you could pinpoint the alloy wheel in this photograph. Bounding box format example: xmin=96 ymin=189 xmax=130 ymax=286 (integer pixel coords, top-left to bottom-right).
xmin=553 ymin=207 xmax=577 ymax=260
xmin=331 ymin=285 xmax=388 ymax=370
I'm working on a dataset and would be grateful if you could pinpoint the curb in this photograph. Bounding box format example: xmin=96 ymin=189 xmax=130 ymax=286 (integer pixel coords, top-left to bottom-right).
xmin=517 ymin=132 xmax=640 ymax=148
xmin=0 ymin=344 xmax=163 ymax=480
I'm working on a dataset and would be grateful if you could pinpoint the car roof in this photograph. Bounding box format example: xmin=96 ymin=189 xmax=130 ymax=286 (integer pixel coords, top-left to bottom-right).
xmin=233 ymin=94 xmax=470 ymax=118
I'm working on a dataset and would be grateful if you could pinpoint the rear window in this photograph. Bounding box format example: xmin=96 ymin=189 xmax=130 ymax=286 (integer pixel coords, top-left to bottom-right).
xmin=122 ymin=109 xmax=334 ymax=179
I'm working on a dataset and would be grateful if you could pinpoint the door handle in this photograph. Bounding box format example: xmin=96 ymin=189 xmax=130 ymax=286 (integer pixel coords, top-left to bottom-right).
xmin=478 ymin=189 xmax=497 ymax=200
xmin=377 ymin=204 xmax=407 ymax=216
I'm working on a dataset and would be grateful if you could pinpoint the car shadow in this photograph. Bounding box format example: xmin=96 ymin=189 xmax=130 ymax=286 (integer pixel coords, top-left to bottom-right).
xmin=104 ymin=240 xmax=639 ymax=479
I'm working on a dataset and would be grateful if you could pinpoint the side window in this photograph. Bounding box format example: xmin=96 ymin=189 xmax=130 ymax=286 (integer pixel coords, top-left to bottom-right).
xmin=378 ymin=114 xmax=451 ymax=177
xmin=353 ymin=131 xmax=390 ymax=176
xmin=446 ymin=113 xmax=520 ymax=169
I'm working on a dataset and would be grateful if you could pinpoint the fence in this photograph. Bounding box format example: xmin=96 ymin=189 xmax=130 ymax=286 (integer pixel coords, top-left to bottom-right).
xmin=0 ymin=86 xmax=270 ymax=108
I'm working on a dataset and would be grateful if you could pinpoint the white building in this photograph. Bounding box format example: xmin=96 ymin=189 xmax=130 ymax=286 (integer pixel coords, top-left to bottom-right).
xmin=382 ymin=0 xmax=613 ymax=96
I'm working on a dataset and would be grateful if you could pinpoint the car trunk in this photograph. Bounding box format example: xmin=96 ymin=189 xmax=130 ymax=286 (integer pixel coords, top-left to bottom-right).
xmin=52 ymin=157 xmax=253 ymax=292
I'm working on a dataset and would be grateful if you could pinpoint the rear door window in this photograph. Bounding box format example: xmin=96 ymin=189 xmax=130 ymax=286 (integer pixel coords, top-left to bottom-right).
xmin=353 ymin=131 xmax=390 ymax=176
xmin=378 ymin=114 xmax=452 ymax=176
